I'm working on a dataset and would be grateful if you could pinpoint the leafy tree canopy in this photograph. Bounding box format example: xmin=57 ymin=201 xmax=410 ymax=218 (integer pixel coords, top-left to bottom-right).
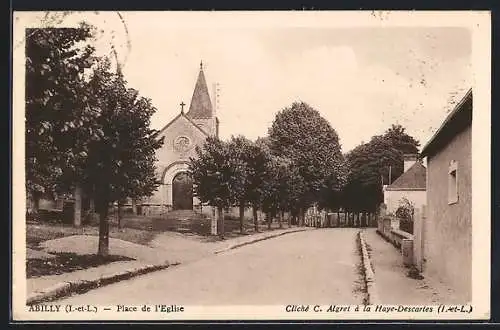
xmin=267 ymin=101 xmax=345 ymax=209
xmin=25 ymin=26 xmax=96 ymax=198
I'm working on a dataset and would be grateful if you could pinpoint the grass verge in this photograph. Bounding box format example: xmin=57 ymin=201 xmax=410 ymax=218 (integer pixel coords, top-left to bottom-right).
xmin=26 ymin=222 xmax=158 ymax=249
xmin=27 ymin=252 xmax=135 ymax=278
xmin=354 ymin=233 xmax=369 ymax=305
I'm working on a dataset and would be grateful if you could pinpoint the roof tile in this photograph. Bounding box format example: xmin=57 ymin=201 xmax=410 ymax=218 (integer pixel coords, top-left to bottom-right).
xmin=386 ymin=162 xmax=426 ymax=190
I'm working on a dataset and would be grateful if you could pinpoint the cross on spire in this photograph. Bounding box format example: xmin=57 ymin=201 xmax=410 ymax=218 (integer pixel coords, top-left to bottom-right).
xmin=180 ymin=101 xmax=186 ymax=113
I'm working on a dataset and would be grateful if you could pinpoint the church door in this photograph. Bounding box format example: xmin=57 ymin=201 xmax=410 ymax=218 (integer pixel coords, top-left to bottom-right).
xmin=172 ymin=172 xmax=193 ymax=210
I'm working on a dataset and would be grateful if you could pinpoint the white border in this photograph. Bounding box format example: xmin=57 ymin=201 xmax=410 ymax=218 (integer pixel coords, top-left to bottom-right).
xmin=12 ymin=10 xmax=491 ymax=321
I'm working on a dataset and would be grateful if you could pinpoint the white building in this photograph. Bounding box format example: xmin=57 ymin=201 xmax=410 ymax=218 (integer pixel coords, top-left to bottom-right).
xmin=383 ymin=154 xmax=427 ymax=215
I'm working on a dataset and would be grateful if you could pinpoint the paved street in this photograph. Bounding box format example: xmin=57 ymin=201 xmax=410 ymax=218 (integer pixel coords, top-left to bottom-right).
xmin=56 ymin=228 xmax=364 ymax=305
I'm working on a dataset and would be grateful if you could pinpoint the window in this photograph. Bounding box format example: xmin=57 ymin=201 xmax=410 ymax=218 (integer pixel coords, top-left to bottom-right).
xmin=448 ymin=160 xmax=458 ymax=204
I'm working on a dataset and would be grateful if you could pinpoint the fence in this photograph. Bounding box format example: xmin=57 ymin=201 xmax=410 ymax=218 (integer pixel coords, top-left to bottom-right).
xmin=304 ymin=210 xmax=378 ymax=228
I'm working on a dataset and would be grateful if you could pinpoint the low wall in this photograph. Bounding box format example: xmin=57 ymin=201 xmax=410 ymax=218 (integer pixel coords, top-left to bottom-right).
xmin=377 ymin=215 xmax=415 ymax=267
xmin=390 ymin=228 xmax=414 ymax=249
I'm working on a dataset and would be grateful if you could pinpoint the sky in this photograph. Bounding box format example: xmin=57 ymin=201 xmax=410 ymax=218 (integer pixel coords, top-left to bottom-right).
xmin=15 ymin=11 xmax=473 ymax=153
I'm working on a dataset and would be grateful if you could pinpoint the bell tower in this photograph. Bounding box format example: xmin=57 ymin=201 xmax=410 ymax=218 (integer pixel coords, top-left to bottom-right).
xmin=186 ymin=61 xmax=217 ymax=136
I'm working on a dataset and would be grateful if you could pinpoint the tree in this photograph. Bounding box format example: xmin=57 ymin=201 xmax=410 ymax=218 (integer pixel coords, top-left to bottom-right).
xmin=317 ymin=153 xmax=347 ymax=214
xmin=82 ymin=59 xmax=163 ymax=256
xmin=261 ymin=155 xmax=304 ymax=228
xmin=381 ymin=124 xmax=420 ymax=184
xmin=226 ymin=136 xmax=273 ymax=233
xmin=26 ymin=26 xmax=162 ymax=253
xmin=25 ymin=26 xmax=96 ymax=217
xmin=268 ymin=101 xmax=345 ymax=224
xmin=226 ymin=136 xmax=253 ymax=234
xmin=395 ymin=197 xmax=415 ymax=221
xmin=246 ymin=138 xmax=273 ymax=231
xmin=190 ymin=136 xmax=233 ymax=238
xmin=341 ymin=124 xmax=420 ymax=218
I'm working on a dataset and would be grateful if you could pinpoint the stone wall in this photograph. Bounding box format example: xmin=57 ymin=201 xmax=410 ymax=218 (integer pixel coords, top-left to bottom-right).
xmin=376 ymin=213 xmax=414 ymax=267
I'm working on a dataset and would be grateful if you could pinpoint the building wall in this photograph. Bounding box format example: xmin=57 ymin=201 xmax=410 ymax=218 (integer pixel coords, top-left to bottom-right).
xmin=192 ymin=117 xmax=217 ymax=137
xmin=384 ymin=190 xmax=427 ymax=215
xmin=155 ymin=115 xmax=211 ymax=171
xmin=424 ymin=125 xmax=472 ymax=302
xmin=146 ymin=115 xmax=210 ymax=208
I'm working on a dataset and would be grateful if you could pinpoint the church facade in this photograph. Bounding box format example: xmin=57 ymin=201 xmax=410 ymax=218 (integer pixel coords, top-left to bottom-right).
xmin=141 ymin=63 xmax=219 ymax=215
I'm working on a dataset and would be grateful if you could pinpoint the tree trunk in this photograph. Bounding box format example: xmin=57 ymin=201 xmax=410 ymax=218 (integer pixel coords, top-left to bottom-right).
xmin=33 ymin=195 xmax=40 ymax=213
xmin=73 ymin=185 xmax=82 ymax=227
xmin=131 ymin=199 xmax=137 ymax=215
xmin=287 ymin=212 xmax=291 ymax=228
xmin=27 ymin=191 xmax=40 ymax=220
xmin=252 ymin=206 xmax=259 ymax=232
xmin=88 ymin=198 xmax=95 ymax=223
xmin=239 ymin=202 xmax=245 ymax=234
xmin=117 ymin=201 xmax=123 ymax=229
xmin=97 ymin=202 xmax=110 ymax=257
xmin=299 ymin=208 xmax=304 ymax=227
xmin=267 ymin=212 xmax=272 ymax=230
xmin=279 ymin=210 xmax=283 ymax=229
xmin=357 ymin=212 xmax=360 ymax=227
xmin=217 ymin=206 xmax=225 ymax=239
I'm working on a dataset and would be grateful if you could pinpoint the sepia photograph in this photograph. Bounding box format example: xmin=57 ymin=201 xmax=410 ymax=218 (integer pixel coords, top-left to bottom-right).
xmin=11 ymin=10 xmax=490 ymax=321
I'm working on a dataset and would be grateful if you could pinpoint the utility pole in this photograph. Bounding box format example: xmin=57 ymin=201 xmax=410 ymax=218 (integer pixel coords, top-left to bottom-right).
xmin=388 ymin=165 xmax=392 ymax=185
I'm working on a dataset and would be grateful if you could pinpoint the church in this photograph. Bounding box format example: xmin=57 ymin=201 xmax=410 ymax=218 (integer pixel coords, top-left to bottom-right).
xmin=140 ymin=62 xmax=219 ymax=216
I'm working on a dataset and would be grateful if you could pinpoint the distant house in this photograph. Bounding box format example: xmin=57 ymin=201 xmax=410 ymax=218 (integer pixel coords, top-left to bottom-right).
xmin=383 ymin=154 xmax=427 ymax=215
xmin=420 ymin=88 xmax=472 ymax=302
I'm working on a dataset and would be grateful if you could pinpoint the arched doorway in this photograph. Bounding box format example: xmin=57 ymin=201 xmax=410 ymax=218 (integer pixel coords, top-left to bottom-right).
xmin=172 ymin=172 xmax=193 ymax=210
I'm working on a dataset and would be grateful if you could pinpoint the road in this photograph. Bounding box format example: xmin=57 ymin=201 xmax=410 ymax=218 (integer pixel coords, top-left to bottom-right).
xmin=56 ymin=228 xmax=364 ymax=305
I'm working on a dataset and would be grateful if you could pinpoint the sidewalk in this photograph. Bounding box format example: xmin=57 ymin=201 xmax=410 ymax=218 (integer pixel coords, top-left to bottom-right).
xmin=27 ymin=261 xmax=171 ymax=305
xmin=363 ymin=228 xmax=460 ymax=305
xmin=213 ymin=226 xmax=310 ymax=254
xmin=27 ymin=226 xmax=308 ymax=304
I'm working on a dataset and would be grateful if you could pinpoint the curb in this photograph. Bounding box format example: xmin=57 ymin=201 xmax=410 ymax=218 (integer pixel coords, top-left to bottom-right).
xmin=26 ymin=262 xmax=174 ymax=305
xmin=214 ymin=228 xmax=309 ymax=254
xmin=358 ymin=230 xmax=380 ymax=305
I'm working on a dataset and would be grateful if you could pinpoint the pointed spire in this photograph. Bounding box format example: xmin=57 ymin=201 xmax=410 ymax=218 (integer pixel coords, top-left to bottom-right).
xmin=186 ymin=61 xmax=213 ymax=119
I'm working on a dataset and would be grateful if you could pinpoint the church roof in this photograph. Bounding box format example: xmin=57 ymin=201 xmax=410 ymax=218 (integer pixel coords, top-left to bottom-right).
xmin=385 ymin=161 xmax=427 ymax=191
xmin=156 ymin=112 xmax=210 ymax=138
xmin=186 ymin=63 xmax=213 ymax=119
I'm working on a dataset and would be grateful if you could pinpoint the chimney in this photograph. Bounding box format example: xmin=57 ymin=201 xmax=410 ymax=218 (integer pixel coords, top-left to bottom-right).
xmin=403 ymin=154 xmax=417 ymax=172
